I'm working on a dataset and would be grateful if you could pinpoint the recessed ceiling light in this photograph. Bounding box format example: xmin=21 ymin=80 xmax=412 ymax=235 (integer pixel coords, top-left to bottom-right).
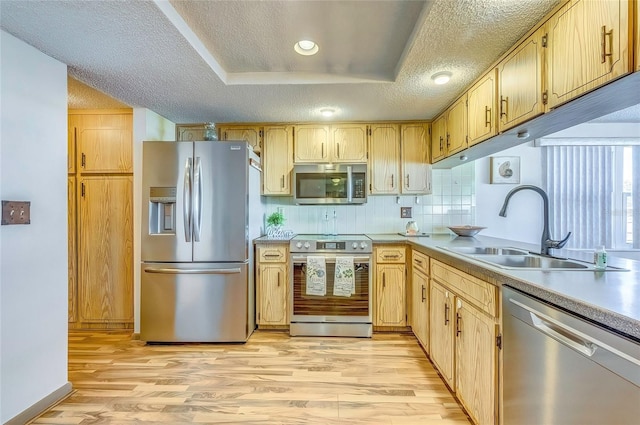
xmin=431 ymin=71 xmax=452 ymax=85
xmin=294 ymin=40 xmax=319 ymax=56
xmin=320 ymin=108 xmax=335 ymax=117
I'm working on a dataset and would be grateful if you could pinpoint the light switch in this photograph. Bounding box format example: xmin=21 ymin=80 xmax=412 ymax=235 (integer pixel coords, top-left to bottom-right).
xmin=2 ymin=200 xmax=31 ymax=225
xmin=400 ymin=207 xmax=412 ymax=218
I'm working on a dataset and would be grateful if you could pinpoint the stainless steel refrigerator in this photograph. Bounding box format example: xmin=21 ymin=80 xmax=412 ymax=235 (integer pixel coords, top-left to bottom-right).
xmin=141 ymin=140 xmax=263 ymax=342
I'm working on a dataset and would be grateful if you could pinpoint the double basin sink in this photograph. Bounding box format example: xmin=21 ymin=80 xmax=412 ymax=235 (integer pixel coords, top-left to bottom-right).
xmin=441 ymin=246 xmax=601 ymax=271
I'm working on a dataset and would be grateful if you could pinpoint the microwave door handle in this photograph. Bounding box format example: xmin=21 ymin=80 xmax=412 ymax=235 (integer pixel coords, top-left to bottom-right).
xmin=347 ymin=165 xmax=353 ymax=203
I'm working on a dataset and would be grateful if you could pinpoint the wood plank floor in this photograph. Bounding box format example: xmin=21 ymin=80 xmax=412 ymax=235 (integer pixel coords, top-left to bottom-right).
xmin=32 ymin=331 xmax=472 ymax=424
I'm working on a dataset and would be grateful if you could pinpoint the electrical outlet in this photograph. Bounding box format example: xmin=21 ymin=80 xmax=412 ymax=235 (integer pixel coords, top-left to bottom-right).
xmin=400 ymin=207 xmax=412 ymax=218
xmin=2 ymin=200 xmax=31 ymax=225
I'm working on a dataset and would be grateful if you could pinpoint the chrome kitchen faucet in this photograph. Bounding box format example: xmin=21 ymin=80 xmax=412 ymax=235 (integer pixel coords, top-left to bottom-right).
xmin=498 ymin=185 xmax=571 ymax=256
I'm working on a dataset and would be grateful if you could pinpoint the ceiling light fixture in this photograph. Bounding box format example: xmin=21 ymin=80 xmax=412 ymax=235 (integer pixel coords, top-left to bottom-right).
xmin=431 ymin=71 xmax=452 ymax=85
xmin=320 ymin=108 xmax=335 ymax=117
xmin=294 ymin=40 xmax=319 ymax=56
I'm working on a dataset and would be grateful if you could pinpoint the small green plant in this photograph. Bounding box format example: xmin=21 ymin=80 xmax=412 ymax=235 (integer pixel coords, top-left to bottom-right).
xmin=266 ymin=211 xmax=285 ymax=227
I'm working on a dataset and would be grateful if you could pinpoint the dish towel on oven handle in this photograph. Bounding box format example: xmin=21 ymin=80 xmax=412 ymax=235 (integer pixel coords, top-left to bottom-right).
xmin=334 ymin=256 xmax=355 ymax=297
xmin=306 ymin=255 xmax=327 ymax=296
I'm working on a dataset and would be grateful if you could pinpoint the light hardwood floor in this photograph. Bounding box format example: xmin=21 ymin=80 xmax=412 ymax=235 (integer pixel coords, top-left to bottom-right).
xmin=32 ymin=331 xmax=472 ymax=424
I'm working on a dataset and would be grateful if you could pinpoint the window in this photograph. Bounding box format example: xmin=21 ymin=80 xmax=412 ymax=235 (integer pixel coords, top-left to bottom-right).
xmin=543 ymin=145 xmax=639 ymax=250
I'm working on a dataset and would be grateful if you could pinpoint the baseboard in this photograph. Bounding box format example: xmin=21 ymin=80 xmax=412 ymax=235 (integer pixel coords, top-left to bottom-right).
xmin=131 ymin=332 xmax=141 ymax=340
xmin=5 ymin=382 xmax=72 ymax=425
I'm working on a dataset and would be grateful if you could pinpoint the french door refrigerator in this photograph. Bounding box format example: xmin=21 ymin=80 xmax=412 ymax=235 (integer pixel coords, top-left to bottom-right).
xmin=141 ymin=140 xmax=262 ymax=342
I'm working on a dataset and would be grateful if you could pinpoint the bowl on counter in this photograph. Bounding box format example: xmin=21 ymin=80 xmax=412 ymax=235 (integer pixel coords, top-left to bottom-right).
xmin=447 ymin=225 xmax=486 ymax=237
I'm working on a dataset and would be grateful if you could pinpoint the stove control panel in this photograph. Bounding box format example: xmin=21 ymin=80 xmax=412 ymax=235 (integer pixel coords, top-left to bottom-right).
xmin=290 ymin=236 xmax=371 ymax=253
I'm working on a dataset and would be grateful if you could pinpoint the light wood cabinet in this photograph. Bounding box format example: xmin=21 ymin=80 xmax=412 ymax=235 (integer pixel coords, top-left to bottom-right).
xmin=256 ymin=244 xmax=289 ymax=326
xmin=410 ymin=250 xmax=430 ymax=351
xmin=636 ymin=0 xmax=640 ymax=72
xmin=68 ymin=177 xmax=77 ymax=323
xmin=293 ymin=124 xmax=330 ymax=162
xmin=429 ymin=259 xmax=499 ymax=425
xmin=369 ymin=124 xmax=400 ymax=195
xmin=430 ymin=280 xmax=455 ymax=390
xmin=69 ymin=112 xmax=133 ymax=173
xmin=400 ymin=123 xmax=432 ymax=194
xmin=219 ymin=125 xmax=263 ymax=154
xmin=446 ymin=95 xmax=468 ymax=156
xmin=262 ymin=125 xmax=293 ymax=195
xmin=467 ymin=69 xmax=497 ymax=146
xmin=498 ymin=26 xmax=546 ymax=132
xmin=431 ymin=114 xmax=447 ymax=163
xmin=374 ymin=245 xmax=406 ymax=327
xmin=176 ymin=123 xmax=206 ymax=141
xmin=547 ymin=0 xmax=632 ymax=108
xmin=77 ymin=176 xmax=134 ymax=325
xmin=294 ymin=124 xmax=367 ymax=163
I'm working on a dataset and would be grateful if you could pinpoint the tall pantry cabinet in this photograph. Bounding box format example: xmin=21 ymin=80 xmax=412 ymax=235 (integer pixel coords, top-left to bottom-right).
xmin=68 ymin=109 xmax=134 ymax=329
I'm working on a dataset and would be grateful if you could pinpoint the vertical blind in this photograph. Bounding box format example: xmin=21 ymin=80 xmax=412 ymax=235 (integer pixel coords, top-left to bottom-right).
xmin=543 ymin=145 xmax=614 ymax=249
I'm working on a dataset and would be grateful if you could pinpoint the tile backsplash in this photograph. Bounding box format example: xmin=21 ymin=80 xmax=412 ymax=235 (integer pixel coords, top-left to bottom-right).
xmin=264 ymin=163 xmax=475 ymax=235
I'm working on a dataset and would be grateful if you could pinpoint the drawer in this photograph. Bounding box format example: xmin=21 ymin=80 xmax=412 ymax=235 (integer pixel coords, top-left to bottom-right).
xmin=375 ymin=245 xmax=406 ymax=263
xmin=412 ymin=250 xmax=429 ymax=275
xmin=430 ymin=259 xmax=497 ymax=317
xmin=257 ymin=245 xmax=288 ymax=263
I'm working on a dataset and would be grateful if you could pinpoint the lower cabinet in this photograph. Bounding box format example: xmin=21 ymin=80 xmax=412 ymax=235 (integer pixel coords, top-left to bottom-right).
xmin=410 ymin=249 xmax=430 ymax=351
xmin=374 ymin=245 xmax=406 ymax=327
xmin=255 ymin=244 xmax=289 ymax=326
xmin=429 ymin=259 xmax=499 ymax=425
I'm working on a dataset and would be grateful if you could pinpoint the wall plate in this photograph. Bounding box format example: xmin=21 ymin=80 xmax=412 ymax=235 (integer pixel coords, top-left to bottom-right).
xmin=401 ymin=207 xmax=412 ymax=218
xmin=2 ymin=200 xmax=31 ymax=225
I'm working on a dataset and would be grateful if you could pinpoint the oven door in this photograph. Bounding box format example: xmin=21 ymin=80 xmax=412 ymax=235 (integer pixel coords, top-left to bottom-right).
xmin=290 ymin=254 xmax=371 ymax=323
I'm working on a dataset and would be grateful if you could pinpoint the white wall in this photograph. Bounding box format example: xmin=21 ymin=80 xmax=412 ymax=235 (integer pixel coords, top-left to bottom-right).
xmin=132 ymin=109 xmax=175 ymax=333
xmin=475 ymin=142 xmax=544 ymax=245
xmin=265 ymin=163 xmax=476 ymax=235
xmin=0 ymin=31 xmax=69 ymax=422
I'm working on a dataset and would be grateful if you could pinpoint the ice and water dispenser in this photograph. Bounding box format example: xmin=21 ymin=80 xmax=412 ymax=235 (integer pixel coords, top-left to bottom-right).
xmin=148 ymin=187 xmax=176 ymax=234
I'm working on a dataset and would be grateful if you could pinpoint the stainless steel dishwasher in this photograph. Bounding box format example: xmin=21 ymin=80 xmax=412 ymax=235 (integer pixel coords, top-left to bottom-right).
xmin=502 ymin=286 xmax=640 ymax=425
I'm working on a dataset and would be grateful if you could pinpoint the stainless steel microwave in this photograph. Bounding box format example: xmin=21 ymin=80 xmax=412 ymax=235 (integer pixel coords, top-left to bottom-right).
xmin=293 ymin=163 xmax=367 ymax=205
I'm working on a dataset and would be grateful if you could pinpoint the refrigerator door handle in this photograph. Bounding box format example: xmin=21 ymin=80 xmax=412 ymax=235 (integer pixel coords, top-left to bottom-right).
xmin=183 ymin=157 xmax=193 ymax=242
xmin=347 ymin=165 xmax=353 ymax=203
xmin=193 ymin=156 xmax=203 ymax=242
xmin=144 ymin=267 xmax=242 ymax=275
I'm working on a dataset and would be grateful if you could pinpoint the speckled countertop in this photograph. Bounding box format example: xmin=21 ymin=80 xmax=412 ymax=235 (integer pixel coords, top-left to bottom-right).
xmin=253 ymin=233 xmax=640 ymax=341
xmin=367 ymin=233 xmax=640 ymax=342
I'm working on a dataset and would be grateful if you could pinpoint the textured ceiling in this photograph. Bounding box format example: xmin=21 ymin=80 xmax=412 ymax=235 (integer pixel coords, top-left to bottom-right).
xmin=2 ymin=0 xmax=573 ymax=124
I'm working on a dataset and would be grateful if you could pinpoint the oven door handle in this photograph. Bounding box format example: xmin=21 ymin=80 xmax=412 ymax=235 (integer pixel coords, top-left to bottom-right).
xmin=291 ymin=255 xmax=371 ymax=264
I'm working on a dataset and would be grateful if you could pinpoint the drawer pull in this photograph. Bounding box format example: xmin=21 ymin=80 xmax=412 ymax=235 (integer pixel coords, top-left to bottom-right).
xmin=384 ymin=254 xmax=400 ymax=259
xmin=421 ymin=285 xmax=426 ymax=302
xmin=264 ymin=253 xmax=282 ymax=258
xmin=456 ymin=312 xmax=462 ymax=337
xmin=444 ymin=303 xmax=450 ymax=325
xmin=601 ymin=25 xmax=613 ymax=63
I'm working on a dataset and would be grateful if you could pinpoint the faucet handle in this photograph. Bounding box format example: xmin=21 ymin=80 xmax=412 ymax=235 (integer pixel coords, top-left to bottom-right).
xmin=548 ymin=232 xmax=572 ymax=249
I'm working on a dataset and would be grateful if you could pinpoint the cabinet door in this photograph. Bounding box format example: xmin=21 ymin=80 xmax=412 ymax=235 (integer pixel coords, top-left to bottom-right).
xmin=467 ymin=70 xmax=497 ymax=146
xmin=176 ymin=123 xmax=206 ymax=141
xmin=68 ymin=177 xmax=77 ymax=323
xmin=257 ymin=263 xmax=288 ymax=325
xmin=294 ymin=124 xmax=330 ymax=162
xmin=220 ymin=126 xmax=262 ymax=154
xmin=68 ymin=116 xmax=77 ymax=174
xmin=429 ymin=281 xmax=455 ymax=390
xmin=547 ymin=0 xmax=631 ymax=108
xmin=401 ymin=123 xmax=431 ymax=194
xmin=375 ymin=264 xmax=406 ymax=326
xmin=455 ymin=298 xmax=497 ymax=425
xmin=636 ymin=0 xmax=640 ymax=72
xmin=262 ymin=126 xmax=293 ymax=195
xmin=78 ymin=176 xmax=133 ymax=324
xmin=75 ymin=113 xmax=133 ymax=173
xmin=411 ymin=269 xmax=429 ymax=350
xmin=498 ymin=27 xmax=546 ymax=131
xmin=430 ymin=114 xmax=447 ymax=163
xmin=369 ymin=124 xmax=400 ymax=195
xmin=331 ymin=124 xmax=368 ymax=162
xmin=446 ymin=95 xmax=468 ymax=156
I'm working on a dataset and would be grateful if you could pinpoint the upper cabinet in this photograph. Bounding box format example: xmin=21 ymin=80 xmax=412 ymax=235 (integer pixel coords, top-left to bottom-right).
xmin=446 ymin=95 xmax=468 ymax=156
xmin=176 ymin=123 xmax=206 ymax=141
xmin=400 ymin=123 xmax=432 ymax=194
xmin=294 ymin=124 xmax=367 ymax=163
xmin=547 ymin=0 xmax=632 ymax=108
xmin=467 ymin=69 xmax=497 ymax=146
xmin=498 ymin=26 xmax=546 ymax=131
xmin=219 ymin=125 xmax=263 ymax=154
xmin=369 ymin=123 xmax=400 ymax=195
xmin=69 ymin=111 xmax=133 ymax=173
xmin=262 ymin=125 xmax=293 ymax=196
xmin=636 ymin=0 xmax=640 ymax=71
xmin=431 ymin=114 xmax=447 ymax=163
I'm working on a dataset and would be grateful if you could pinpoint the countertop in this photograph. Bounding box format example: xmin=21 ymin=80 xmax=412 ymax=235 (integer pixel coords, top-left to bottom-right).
xmin=367 ymin=233 xmax=640 ymax=342
xmin=253 ymin=233 xmax=640 ymax=341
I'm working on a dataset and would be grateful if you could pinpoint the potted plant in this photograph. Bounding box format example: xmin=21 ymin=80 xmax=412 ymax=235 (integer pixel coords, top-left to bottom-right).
xmin=266 ymin=210 xmax=285 ymax=236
